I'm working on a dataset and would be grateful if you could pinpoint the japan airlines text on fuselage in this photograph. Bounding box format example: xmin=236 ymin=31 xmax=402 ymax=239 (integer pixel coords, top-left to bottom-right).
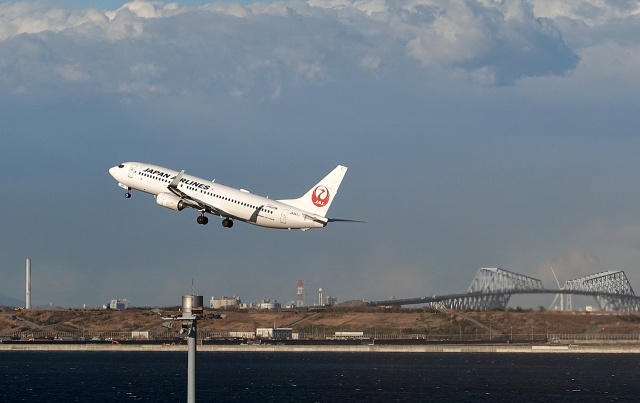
xmin=109 ymin=162 xmax=354 ymax=230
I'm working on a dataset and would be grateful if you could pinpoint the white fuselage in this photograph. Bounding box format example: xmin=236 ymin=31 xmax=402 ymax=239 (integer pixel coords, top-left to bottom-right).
xmin=109 ymin=162 xmax=327 ymax=230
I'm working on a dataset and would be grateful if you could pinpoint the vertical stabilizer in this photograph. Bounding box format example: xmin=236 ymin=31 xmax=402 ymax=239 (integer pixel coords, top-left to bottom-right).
xmin=278 ymin=165 xmax=348 ymax=217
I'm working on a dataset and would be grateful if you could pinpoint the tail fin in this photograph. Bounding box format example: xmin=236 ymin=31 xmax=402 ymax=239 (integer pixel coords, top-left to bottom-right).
xmin=278 ymin=165 xmax=348 ymax=217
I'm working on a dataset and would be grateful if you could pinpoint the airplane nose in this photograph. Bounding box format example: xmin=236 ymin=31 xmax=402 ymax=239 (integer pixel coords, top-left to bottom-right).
xmin=109 ymin=166 xmax=120 ymax=179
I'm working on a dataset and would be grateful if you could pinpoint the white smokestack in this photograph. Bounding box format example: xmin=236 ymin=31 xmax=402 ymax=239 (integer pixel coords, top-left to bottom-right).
xmin=25 ymin=258 xmax=31 ymax=309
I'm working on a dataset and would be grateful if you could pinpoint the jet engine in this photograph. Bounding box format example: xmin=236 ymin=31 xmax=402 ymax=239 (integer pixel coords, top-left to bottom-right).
xmin=155 ymin=192 xmax=186 ymax=211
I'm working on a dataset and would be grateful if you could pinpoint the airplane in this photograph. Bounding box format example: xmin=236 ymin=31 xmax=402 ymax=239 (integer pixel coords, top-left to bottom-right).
xmin=109 ymin=162 xmax=359 ymax=230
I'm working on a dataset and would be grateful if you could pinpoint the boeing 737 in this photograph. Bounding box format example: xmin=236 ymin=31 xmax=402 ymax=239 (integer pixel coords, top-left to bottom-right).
xmin=109 ymin=162 xmax=357 ymax=230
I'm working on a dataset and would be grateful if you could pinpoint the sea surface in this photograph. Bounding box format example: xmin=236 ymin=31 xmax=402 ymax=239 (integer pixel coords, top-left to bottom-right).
xmin=1 ymin=352 xmax=639 ymax=402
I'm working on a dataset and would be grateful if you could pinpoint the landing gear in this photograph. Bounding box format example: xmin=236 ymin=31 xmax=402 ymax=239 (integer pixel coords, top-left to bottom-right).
xmin=197 ymin=214 xmax=209 ymax=225
xmin=124 ymin=192 xmax=131 ymax=198
xmin=222 ymin=218 xmax=234 ymax=228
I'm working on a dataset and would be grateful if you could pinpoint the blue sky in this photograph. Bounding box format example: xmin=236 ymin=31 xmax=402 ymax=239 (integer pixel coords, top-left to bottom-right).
xmin=2 ymin=0 xmax=640 ymax=308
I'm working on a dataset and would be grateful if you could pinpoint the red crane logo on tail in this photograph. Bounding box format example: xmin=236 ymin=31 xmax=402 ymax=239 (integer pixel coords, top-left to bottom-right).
xmin=311 ymin=186 xmax=330 ymax=207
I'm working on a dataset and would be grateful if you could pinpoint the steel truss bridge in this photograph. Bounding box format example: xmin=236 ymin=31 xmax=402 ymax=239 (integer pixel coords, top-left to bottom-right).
xmin=368 ymin=268 xmax=640 ymax=311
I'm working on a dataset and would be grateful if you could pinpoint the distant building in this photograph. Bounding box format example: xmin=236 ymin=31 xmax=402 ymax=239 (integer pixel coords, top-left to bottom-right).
xmin=272 ymin=328 xmax=293 ymax=340
xmin=109 ymin=299 xmax=130 ymax=310
xmin=256 ymin=327 xmax=273 ymax=338
xmin=257 ymin=299 xmax=281 ymax=310
xmin=256 ymin=327 xmax=292 ymax=340
xmin=334 ymin=331 xmax=365 ymax=339
xmin=325 ymin=296 xmax=338 ymax=306
xmin=210 ymin=295 xmax=241 ymax=309
xmin=131 ymin=331 xmax=150 ymax=340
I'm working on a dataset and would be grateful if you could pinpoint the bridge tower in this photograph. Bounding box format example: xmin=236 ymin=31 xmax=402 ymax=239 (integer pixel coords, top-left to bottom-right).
xmin=563 ymin=271 xmax=639 ymax=311
xmin=444 ymin=268 xmax=544 ymax=310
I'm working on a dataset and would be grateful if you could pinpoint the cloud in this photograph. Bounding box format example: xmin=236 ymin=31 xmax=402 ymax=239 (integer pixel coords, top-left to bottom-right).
xmin=105 ymin=0 xmax=180 ymax=20
xmin=0 ymin=0 xmax=595 ymax=104
xmin=0 ymin=3 xmax=114 ymax=41
xmin=533 ymin=0 xmax=640 ymax=26
xmin=56 ymin=63 xmax=91 ymax=82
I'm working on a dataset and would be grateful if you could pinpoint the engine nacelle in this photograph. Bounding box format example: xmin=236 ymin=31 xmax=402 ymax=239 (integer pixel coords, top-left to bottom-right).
xmin=155 ymin=192 xmax=186 ymax=211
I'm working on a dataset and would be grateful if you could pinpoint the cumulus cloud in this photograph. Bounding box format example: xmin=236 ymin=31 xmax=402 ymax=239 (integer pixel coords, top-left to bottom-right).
xmin=105 ymin=0 xmax=180 ymax=20
xmin=533 ymin=0 xmax=640 ymax=26
xmin=55 ymin=63 xmax=91 ymax=82
xmin=0 ymin=0 xmax=638 ymax=99
xmin=0 ymin=0 xmax=598 ymax=102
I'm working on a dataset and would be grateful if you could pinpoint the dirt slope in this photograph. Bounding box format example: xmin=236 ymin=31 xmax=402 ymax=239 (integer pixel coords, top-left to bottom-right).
xmin=4 ymin=307 xmax=640 ymax=339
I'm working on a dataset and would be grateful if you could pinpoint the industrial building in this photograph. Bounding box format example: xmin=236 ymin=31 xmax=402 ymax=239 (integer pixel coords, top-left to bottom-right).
xmin=257 ymin=299 xmax=281 ymax=310
xmin=209 ymin=296 xmax=241 ymax=309
xmin=109 ymin=299 xmax=130 ymax=310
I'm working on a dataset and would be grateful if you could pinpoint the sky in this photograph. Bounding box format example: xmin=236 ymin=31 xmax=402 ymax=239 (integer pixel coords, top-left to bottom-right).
xmin=1 ymin=0 xmax=640 ymax=309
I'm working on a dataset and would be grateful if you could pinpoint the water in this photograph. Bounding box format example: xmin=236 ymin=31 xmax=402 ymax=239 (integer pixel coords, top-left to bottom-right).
xmin=1 ymin=352 xmax=639 ymax=402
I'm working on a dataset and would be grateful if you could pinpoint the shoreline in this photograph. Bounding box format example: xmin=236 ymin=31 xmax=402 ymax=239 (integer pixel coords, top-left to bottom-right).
xmin=3 ymin=343 xmax=640 ymax=353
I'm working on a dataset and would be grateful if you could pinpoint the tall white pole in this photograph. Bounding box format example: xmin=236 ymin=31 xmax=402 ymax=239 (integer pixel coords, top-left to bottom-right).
xmin=25 ymin=258 xmax=31 ymax=309
xmin=187 ymin=320 xmax=196 ymax=403
xmin=163 ymin=295 xmax=203 ymax=403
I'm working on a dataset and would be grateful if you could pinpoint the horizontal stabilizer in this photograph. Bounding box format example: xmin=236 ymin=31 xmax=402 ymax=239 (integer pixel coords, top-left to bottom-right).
xmin=327 ymin=218 xmax=366 ymax=223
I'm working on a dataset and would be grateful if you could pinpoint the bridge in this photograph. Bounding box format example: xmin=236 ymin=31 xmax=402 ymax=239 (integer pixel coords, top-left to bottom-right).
xmin=368 ymin=268 xmax=640 ymax=311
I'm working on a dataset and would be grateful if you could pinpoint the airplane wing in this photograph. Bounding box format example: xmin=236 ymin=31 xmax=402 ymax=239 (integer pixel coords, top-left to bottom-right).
xmin=167 ymin=170 xmax=231 ymax=217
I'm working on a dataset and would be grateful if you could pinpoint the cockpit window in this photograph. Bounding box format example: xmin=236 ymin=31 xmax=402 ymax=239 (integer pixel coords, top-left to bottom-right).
xmin=118 ymin=164 xmax=125 ymax=168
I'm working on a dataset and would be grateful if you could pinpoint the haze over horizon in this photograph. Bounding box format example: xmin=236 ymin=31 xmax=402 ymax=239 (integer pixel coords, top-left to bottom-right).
xmin=2 ymin=0 xmax=640 ymax=308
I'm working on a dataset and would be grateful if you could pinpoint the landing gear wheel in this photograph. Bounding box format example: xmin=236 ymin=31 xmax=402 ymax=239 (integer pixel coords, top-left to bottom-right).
xmin=197 ymin=215 xmax=209 ymax=225
xmin=125 ymin=192 xmax=131 ymax=199
xmin=222 ymin=218 xmax=234 ymax=228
